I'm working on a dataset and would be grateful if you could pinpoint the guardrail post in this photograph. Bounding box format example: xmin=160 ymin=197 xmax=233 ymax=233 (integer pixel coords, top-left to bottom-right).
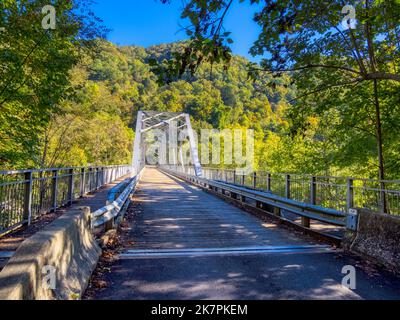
xmin=88 ymin=167 xmax=93 ymax=192
xmin=80 ymin=168 xmax=85 ymax=197
xmin=23 ymin=171 xmax=33 ymax=225
xmin=302 ymin=176 xmax=316 ymax=228
xmin=51 ymin=169 xmax=58 ymax=211
xmin=95 ymin=167 xmax=100 ymax=189
xmin=346 ymin=178 xmax=354 ymax=212
xmin=105 ymin=219 xmax=115 ymax=231
xmin=310 ymin=176 xmax=316 ymax=205
xmin=67 ymin=168 xmax=74 ymax=205
xmin=285 ymin=174 xmax=291 ymax=199
xmin=267 ymin=173 xmax=271 ymax=192
xmin=105 ymin=210 xmax=115 ymax=231
xmin=274 ymin=206 xmax=281 ymax=217
xmin=253 ymin=172 xmax=257 ymax=189
xmin=100 ymin=167 xmax=104 ymax=187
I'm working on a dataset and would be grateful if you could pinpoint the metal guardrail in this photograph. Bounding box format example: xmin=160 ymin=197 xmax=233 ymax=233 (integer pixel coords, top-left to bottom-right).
xmin=91 ymin=175 xmax=139 ymax=229
xmin=172 ymin=166 xmax=400 ymax=216
xmin=107 ymin=178 xmax=131 ymax=205
xmin=162 ymin=166 xmax=347 ymax=228
xmin=0 ymin=165 xmax=132 ymax=236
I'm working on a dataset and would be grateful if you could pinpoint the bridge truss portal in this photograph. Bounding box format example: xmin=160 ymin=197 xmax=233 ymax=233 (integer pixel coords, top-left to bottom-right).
xmin=132 ymin=111 xmax=202 ymax=177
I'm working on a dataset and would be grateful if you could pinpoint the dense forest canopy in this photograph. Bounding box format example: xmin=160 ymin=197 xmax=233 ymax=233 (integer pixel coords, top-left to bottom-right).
xmin=0 ymin=0 xmax=107 ymax=168
xmin=157 ymin=0 xmax=400 ymax=181
xmin=0 ymin=0 xmax=399 ymax=182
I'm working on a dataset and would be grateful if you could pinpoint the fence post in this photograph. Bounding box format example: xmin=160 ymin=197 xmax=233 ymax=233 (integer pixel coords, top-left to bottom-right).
xmin=95 ymin=167 xmax=100 ymax=189
xmin=88 ymin=167 xmax=93 ymax=192
xmin=80 ymin=168 xmax=85 ymax=197
xmin=301 ymin=176 xmax=316 ymax=228
xmin=23 ymin=171 xmax=33 ymax=225
xmin=51 ymin=169 xmax=58 ymax=211
xmin=285 ymin=174 xmax=291 ymax=199
xmin=242 ymin=174 xmax=245 ymax=186
xmin=346 ymin=178 xmax=354 ymax=212
xmin=233 ymin=171 xmax=236 ymax=184
xmin=274 ymin=206 xmax=281 ymax=217
xmin=253 ymin=172 xmax=257 ymax=189
xmin=100 ymin=167 xmax=104 ymax=187
xmin=267 ymin=173 xmax=271 ymax=192
xmin=310 ymin=176 xmax=316 ymax=205
xmin=67 ymin=168 xmax=74 ymax=205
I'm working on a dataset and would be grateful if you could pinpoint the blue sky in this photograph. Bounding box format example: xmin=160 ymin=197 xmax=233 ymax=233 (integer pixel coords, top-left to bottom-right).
xmin=92 ymin=0 xmax=264 ymax=62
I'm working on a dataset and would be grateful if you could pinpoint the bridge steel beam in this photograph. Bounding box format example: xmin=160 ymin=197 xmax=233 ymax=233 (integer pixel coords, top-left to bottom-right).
xmin=134 ymin=110 xmax=203 ymax=177
xmin=132 ymin=111 xmax=144 ymax=176
xmin=184 ymin=114 xmax=202 ymax=177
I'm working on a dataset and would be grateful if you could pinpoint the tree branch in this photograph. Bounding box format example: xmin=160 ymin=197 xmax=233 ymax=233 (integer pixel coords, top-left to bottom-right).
xmin=365 ymin=72 xmax=400 ymax=82
xmin=253 ymin=64 xmax=362 ymax=76
xmin=289 ymin=78 xmax=363 ymax=103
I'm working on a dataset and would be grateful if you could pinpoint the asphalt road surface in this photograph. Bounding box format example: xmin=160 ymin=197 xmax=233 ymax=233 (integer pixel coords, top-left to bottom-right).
xmin=89 ymin=168 xmax=400 ymax=300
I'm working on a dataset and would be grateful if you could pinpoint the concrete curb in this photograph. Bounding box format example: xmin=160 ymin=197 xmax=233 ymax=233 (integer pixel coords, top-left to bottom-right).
xmin=344 ymin=208 xmax=400 ymax=272
xmin=0 ymin=207 xmax=101 ymax=300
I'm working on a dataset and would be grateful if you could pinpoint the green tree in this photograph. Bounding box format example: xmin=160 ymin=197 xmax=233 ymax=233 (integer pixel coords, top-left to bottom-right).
xmin=161 ymin=0 xmax=400 ymax=184
xmin=0 ymin=0 xmax=106 ymax=168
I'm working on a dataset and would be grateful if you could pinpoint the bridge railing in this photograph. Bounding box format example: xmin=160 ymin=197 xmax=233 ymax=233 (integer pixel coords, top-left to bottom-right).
xmin=161 ymin=165 xmax=347 ymax=229
xmin=163 ymin=165 xmax=400 ymax=216
xmin=0 ymin=165 xmax=132 ymax=236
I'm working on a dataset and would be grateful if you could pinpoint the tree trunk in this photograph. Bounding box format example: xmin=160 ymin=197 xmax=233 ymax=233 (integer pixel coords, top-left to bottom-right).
xmin=373 ymin=79 xmax=387 ymax=213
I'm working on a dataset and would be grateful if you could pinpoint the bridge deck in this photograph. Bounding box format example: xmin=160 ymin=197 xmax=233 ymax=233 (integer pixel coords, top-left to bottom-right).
xmin=131 ymin=168 xmax=313 ymax=249
xmin=87 ymin=168 xmax=400 ymax=300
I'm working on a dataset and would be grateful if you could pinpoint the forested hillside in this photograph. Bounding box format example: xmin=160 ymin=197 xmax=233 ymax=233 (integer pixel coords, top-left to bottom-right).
xmin=1 ymin=39 xmax=399 ymax=180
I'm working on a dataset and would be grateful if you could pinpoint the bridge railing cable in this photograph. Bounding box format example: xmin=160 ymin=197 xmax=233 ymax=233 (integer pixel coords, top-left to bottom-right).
xmin=0 ymin=165 xmax=132 ymax=237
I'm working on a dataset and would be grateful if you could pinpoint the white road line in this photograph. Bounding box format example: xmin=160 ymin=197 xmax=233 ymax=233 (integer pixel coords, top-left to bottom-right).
xmin=119 ymin=245 xmax=335 ymax=259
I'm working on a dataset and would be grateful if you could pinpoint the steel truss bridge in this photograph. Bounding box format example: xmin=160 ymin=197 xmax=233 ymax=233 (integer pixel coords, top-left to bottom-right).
xmin=1 ymin=110 xmax=400 ymax=236
xmin=1 ymin=110 xmax=400 ymax=300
